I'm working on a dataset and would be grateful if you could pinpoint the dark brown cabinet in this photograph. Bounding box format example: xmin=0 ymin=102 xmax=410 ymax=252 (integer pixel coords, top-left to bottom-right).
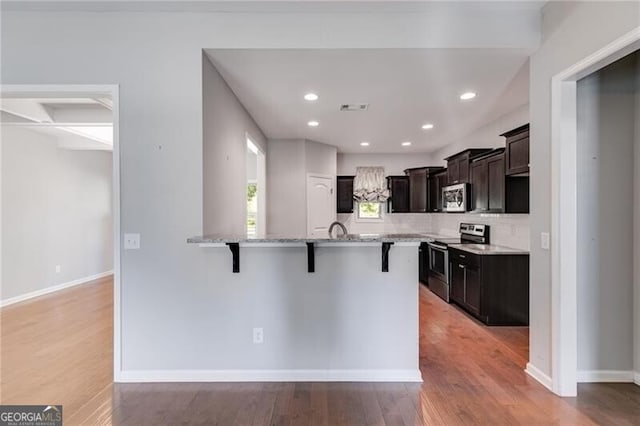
xmin=336 ymin=176 xmax=354 ymax=213
xmin=502 ymin=124 xmax=530 ymax=176
xmin=427 ymin=169 xmax=448 ymax=212
xmin=449 ymin=248 xmax=529 ymax=325
xmin=386 ymin=176 xmax=409 ymax=213
xmin=445 ymin=149 xmax=493 ymax=185
xmin=470 ymin=150 xmax=528 ymax=213
xmin=407 ymin=168 xmax=428 ymax=212
xmin=405 ymin=167 xmax=445 ymax=213
xmin=471 ymin=149 xmax=506 ymax=213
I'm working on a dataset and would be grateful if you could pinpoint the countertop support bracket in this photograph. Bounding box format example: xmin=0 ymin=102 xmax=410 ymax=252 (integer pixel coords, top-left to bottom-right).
xmin=226 ymin=243 xmax=240 ymax=273
xmin=306 ymin=242 xmax=315 ymax=273
xmin=382 ymin=242 xmax=394 ymax=272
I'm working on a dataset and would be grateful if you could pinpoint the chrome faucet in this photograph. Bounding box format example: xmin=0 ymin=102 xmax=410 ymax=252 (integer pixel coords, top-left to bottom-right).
xmin=328 ymin=221 xmax=348 ymax=238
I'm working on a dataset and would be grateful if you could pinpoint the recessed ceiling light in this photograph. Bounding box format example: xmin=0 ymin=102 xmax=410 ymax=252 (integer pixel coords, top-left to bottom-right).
xmin=460 ymin=92 xmax=477 ymax=101
xmin=307 ymin=120 xmax=319 ymax=127
xmin=421 ymin=123 xmax=434 ymax=130
xmin=401 ymin=141 xmax=412 ymax=147
xmin=360 ymin=142 xmax=370 ymax=147
xmin=304 ymin=93 xmax=319 ymax=101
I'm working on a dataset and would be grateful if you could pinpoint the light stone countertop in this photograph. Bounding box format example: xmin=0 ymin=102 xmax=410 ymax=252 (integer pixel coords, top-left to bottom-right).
xmin=448 ymin=243 xmax=529 ymax=255
xmin=188 ymin=233 xmax=440 ymax=244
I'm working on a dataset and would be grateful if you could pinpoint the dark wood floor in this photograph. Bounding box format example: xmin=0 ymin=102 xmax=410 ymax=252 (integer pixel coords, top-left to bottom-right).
xmin=2 ymin=278 xmax=639 ymax=425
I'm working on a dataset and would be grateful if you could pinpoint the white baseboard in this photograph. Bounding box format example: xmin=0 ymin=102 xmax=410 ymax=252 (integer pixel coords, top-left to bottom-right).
xmin=0 ymin=270 xmax=113 ymax=308
xmin=525 ymin=363 xmax=553 ymax=391
xmin=117 ymin=369 xmax=424 ymax=383
xmin=577 ymin=370 xmax=635 ymax=383
xmin=635 ymin=372 xmax=640 ymax=386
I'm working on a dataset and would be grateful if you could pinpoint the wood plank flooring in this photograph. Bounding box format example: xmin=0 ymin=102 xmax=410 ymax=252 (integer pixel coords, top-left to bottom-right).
xmin=2 ymin=277 xmax=639 ymax=425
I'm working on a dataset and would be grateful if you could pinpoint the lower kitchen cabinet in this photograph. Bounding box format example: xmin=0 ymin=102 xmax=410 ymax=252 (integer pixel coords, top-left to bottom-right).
xmin=449 ymin=247 xmax=529 ymax=325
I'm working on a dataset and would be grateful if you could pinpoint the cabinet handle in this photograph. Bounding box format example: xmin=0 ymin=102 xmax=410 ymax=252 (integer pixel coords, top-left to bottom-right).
xmin=460 ymin=255 xmax=466 ymax=258
xmin=459 ymin=264 xmax=465 ymax=269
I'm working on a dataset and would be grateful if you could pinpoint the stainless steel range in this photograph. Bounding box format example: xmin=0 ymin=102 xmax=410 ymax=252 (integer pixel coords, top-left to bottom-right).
xmin=426 ymin=223 xmax=490 ymax=302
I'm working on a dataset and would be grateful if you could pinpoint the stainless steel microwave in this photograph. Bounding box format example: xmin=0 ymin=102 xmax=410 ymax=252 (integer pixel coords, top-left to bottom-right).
xmin=442 ymin=183 xmax=469 ymax=212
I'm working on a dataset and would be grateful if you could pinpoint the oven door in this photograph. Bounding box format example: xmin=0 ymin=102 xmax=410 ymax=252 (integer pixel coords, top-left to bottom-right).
xmin=427 ymin=243 xmax=449 ymax=283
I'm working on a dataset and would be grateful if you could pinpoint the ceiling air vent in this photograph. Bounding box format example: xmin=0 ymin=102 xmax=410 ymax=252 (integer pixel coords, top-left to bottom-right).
xmin=340 ymin=103 xmax=369 ymax=111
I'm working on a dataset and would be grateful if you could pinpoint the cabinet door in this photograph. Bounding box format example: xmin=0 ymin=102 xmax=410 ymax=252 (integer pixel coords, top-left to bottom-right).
xmin=464 ymin=266 xmax=481 ymax=315
xmin=426 ymin=170 xmax=449 ymax=212
xmin=408 ymin=169 xmax=427 ymax=212
xmin=458 ymin=156 xmax=470 ymax=183
xmin=450 ymin=262 xmax=465 ymax=304
xmin=336 ymin=176 xmax=354 ymax=213
xmin=505 ymin=133 xmax=530 ymax=175
xmin=388 ymin=177 xmax=409 ymax=213
xmin=447 ymin=159 xmax=460 ymax=185
xmin=419 ymin=244 xmax=428 ymax=284
xmin=487 ymin=155 xmax=505 ymax=212
xmin=470 ymin=160 xmax=488 ymax=212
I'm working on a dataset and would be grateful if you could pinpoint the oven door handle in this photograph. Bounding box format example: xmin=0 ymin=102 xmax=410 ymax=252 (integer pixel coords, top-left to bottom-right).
xmin=428 ymin=243 xmax=448 ymax=251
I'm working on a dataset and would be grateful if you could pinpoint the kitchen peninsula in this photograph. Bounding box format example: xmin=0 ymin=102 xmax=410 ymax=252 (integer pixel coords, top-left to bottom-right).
xmin=188 ymin=233 xmax=429 ymax=382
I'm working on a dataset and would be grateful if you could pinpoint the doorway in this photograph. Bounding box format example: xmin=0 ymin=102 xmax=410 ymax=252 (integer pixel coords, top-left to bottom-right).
xmin=306 ymin=174 xmax=335 ymax=237
xmin=246 ymin=135 xmax=266 ymax=238
xmin=550 ymin=32 xmax=640 ymax=396
xmin=0 ymin=84 xmax=121 ymax=379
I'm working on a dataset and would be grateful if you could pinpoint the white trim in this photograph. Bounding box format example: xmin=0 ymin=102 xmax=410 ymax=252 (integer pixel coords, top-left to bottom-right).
xmin=0 ymin=271 xmax=113 ymax=308
xmin=1 ymin=84 xmax=122 ymax=382
xmin=635 ymin=372 xmax=640 ymax=386
xmin=525 ymin=363 xmax=553 ymax=391
xmin=549 ymin=28 xmax=640 ymax=397
xmin=117 ymin=369 xmax=423 ymax=383
xmin=576 ymin=370 xmax=635 ymax=383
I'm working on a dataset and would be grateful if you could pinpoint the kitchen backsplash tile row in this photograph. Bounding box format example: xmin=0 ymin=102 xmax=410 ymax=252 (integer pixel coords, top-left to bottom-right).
xmin=337 ymin=212 xmax=530 ymax=250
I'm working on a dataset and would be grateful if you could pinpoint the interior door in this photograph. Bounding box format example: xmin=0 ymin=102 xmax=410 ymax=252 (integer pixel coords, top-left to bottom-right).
xmin=307 ymin=175 xmax=336 ymax=237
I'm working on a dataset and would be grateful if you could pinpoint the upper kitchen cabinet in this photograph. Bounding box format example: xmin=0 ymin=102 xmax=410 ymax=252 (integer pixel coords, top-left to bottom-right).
xmin=470 ymin=149 xmax=529 ymax=214
xmin=444 ymin=149 xmax=493 ymax=185
xmin=470 ymin=150 xmax=505 ymax=213
xmin=386 ymin=176 xmax=409 ymax=213
xmin=405 ymin=167 xmax=445 ymax=213
xmin=427 ymin=169 xmax=448 ymax=212
xmin=501 ymin=124 xmax=530 ymax=176
xmin=336 ymin=176 xmax=354 ymax=213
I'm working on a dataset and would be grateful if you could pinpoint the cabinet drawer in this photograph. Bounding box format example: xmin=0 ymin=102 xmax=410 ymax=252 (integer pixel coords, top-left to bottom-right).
xmin=449 ymin=248 xmax=479 ymax=268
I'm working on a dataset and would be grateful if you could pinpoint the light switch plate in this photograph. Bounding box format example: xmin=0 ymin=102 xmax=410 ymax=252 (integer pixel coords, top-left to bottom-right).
xmin=541 ymin=232 xmax=550 ymax=250
xmin=124 ymin=233 xmax=141 ymax=250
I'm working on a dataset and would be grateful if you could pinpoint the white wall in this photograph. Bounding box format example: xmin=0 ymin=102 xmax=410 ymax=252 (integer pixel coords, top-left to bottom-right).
xmin=267 ymin=139 xmax=336 ymax=236
xmin=429 ymin=104 xmax=529 ymax=165
xmin=0 ymin=5 xmax=542 ymax=376
xmin=1 ymin=126 xmax=112 ymax=301
xmin=337 ymin=153 xmax=435 ymax=176
xmin=529 ymin=1 xmax=640 ymax=379
xmin=203 ymin=54 xmax=267 ymax=235
xmin=576 ymin=53 xmax=637 ymax=373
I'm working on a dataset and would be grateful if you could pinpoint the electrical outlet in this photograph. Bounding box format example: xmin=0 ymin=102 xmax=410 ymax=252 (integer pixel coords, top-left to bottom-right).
xmin=541 ymin=232 xmax=550 ymax=250
xmin=55 ymin=265 xmax=61 ymax=273
xmin=253 ymin=327 xmax=264 ymax=344
xmin=124 ymin=233 xmax=141 ymax=250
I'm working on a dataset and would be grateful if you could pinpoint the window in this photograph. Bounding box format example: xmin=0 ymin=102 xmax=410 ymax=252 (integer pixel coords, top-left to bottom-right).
xmin=247 ymin=181 xmax=257 ymax=237
xmin=356 ymin=202 xmax=383 ymax=221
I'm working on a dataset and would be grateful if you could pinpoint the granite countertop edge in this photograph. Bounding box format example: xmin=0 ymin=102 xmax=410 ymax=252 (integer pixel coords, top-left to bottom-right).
xmin=449 ymin=243 xmax=530 ymax=255
xmin=188 ymin=233 xmax=443 ymax=244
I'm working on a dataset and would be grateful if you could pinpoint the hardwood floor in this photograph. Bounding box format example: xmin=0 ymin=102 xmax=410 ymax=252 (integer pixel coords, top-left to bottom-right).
xmin=2 ymin=278 xmax=640 ymax=425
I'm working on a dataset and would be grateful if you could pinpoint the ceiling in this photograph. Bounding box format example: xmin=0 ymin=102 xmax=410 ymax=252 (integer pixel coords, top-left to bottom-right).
xmin=0 ymin=97 xmax=113 ymax=151
xmin=206 ymin=48 xmax=530 ymax=154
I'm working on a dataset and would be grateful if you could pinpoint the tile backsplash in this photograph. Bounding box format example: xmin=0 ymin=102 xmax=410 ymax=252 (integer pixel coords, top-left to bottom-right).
xmin=337 ymin=212 xmax=530 ymax=250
